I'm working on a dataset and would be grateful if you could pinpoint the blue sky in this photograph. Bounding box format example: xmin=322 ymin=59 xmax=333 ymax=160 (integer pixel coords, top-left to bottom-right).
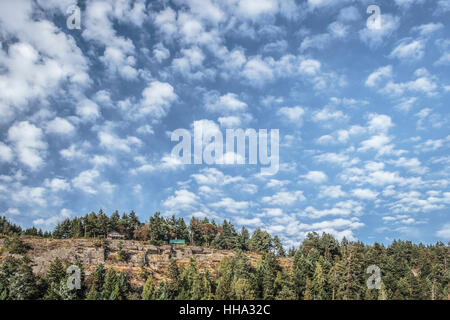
xmin=0 ymin=0 xmax=449 ymax=247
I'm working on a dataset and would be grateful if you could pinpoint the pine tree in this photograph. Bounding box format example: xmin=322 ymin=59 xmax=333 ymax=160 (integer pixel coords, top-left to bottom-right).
xmin=46 ymin=258 xmax=66 ymax=286
xmin=292 ymin=250 xmax=314 ymax=299
xmin=102 ymin=268 xmax=118 ymax=299
xmin=272 ymin=236 xmax=285 ymax=257
xmin=304 ymin=277 xmax=312 ymax=300
xmin=233 ymin=278 xmax=255 ymax=299
xmin=250 ymin=229 xmax=272 ymax=253
xmin=155 ymin=281 xmax=171 ymax=300
xmin=238 ymin=227 xmax=250 ymax=251
xmin=311 ymin=262 xmax=326 ymax=300
xmin=167 ymin=259 xmax=180 ymax=297
xmin=378 ymin=282 xmax=387 ymax=300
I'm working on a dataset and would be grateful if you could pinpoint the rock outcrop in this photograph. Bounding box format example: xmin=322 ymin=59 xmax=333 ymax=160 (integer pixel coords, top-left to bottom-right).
xmin=0 ymin=238 xmax=292 ymax=288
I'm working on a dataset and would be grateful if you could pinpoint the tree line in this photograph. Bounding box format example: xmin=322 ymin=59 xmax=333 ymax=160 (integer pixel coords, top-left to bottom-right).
xmin=1 ymin=211 xmax=285 ymax=254
xmin=0 ymin=213 xmax=449 ymax=300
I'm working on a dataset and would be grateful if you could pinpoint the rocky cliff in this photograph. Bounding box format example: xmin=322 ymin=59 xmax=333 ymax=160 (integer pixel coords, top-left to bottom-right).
xmin=0 ymin=238 xmax=292 ymax=288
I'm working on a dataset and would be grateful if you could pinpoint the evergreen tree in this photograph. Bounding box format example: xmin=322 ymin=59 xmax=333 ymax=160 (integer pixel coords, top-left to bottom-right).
xmin=142 ymin=275 xmax=156 ymax=300
xmin=311 ymin=262 xmax=326 ymax=300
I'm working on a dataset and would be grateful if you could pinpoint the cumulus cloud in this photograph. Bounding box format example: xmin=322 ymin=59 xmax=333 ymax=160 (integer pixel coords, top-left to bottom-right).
xmin=436 ymin=223 xmax=450 ymax=239
xmin=7 ymin=121 xmax=47 ymax=170
xmin=262 ymin=191 xmax=305 ymax=206
xmin=360 ymin=14 xmax=400 ymax=47
xmin=211 ymin=197 xmax=250 ymax=214
xmin=277 ymin=106 xmax=305 ymax=123
xmin=205 ymin=93 xmax=247 ymax=114
xmin=44 ymin=178 xmax=71 ymax=192
xmin=163 ymin=189 xmax=200 ymax=212
xmin=389 ymin=39 xmax=425 ymax=62
xmin=46 ymin=117 xmax=75 ymax=135
xmin=301 ymin=171 xmax=328 ymax=184
xmin=0 ymin=142 xmax=14 ymax=163
xmin=366 ymin=65 xmax=393 ymax=87
xmin=33 ymin=208 xmax=72 ymax=227
xmin=351 ymin=188 xmax=379 ymax=200
xmin=138 ymin=81 xmax=177 ymax=120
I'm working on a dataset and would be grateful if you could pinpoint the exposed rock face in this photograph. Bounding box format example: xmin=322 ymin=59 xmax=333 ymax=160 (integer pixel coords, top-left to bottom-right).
xmin=0 ymin=238 xmax=291 ymax=288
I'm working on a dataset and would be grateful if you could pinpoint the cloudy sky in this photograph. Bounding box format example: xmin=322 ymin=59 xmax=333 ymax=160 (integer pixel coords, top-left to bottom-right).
xmin=0 ymin=0 xmax=449 ymax=247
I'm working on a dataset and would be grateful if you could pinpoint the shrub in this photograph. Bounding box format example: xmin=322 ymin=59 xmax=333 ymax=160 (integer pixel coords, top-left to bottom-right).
xmin=117 ymin=242 xmax=129 ymax=262
xmin=4 ymin=236 xmax=30 ymax=255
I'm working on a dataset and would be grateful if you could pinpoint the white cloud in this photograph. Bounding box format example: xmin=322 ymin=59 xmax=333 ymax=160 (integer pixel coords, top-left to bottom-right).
xmin=211 ymin=197 xmax=250 ymax=214
xmin=301 ymin=171 xmax=328 ymax=183
xmin=82 ymin=0 xmax=143 ymax=79
xmin=235 ymin=217 xmax=263 ymax=227
xmin=0 ymin=2 xmax=90 ymax=123
xmin=139 ymin=81 xmax=177 ymax=120
xmin=242 ymin=57 xmax=274 ymax=86
xmin=312 ymin=107 xmax=347 ymax=123
xmin=435 ymin=53 xmax=450 ymax=66
xmin=298 ymin=59 xmax=321 ymax=76
xmin=98 ymin=131 xmax=142 ymax=153
xmin=412 ymin=23 xmax=444 ymax=36
xmin=262 ymin=191 xmax=305 ymax=206
xmin=153 ymin=42 xmax=170 ymax=63
xmin=12 ymin=186 xmax=47 ymax=207
xmin=352 ymin=188 xmax=379 ymax=200
xmin=2 ymin=208 xmax=20 ymax=216
xmin=33 ymin=208 xmax=71 ymax=227
xmin=218 ymin=116 xmax=243 ymax=128
xmin=46 ymin=117 xmax=75 ymax=135
xmin=8 ymin=121 xmax=47 ymax=170
xmin=359 ymin=134 xmax=394 ymax=155
xmin=338 ymin=6 xmax=361 ymax=22
xmin=277 ymin=106 xmax=305 ymax=123
xmin=0 ymin=142 xmax=14 ymax=163
xmin=205 ymin=93 xmax=247 ymax=114
xmin=191 ymin=168 xmax=243 ymax=186
xmin=436 ymin=223 xmax=450 ymax=239
xmin=389 ymin=39 xmax=425 ymax=61
xmin=72 ymin=169 xmax=100 ymax=194
xmin=163 ymin=189 xmax=199 ymax=212
xmin=365 ymin=65 xmax=393 ymax=87
xmin=44 ymin=178 xmax=71 ymax=192
xmin=319 ymin=185 xmax=347 ymax=199
xmin=368 ymin=114 xmax=393 ymax=133
xmin=303 ymin=200 xmax=363 ymax=219
xmin=435 ymin=0 xmax=450 ymax=15
xmin=389 ymin=157 xmax=427 ymax=174
xmin=394 ymin=0 xmax=426 ymax=8
xmin=76 ymin=99 xmax=101 ymax=122
xmin=136 ymin=125 xmax=154 ymax=135
xmin=266 ymin=179 xmax=290 ymax=189
xmin=360 ymin=14 xmax=400 ymax=47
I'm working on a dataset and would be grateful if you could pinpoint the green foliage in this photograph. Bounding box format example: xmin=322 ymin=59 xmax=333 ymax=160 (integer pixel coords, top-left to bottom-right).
xmin=0 ymin=215 xmax=448 ymax=301
xmin=117 ymin=242 xmax=129 ymax=262
xmin=142 ymin=275 xmax=156 ymax=300
xmin=0 ymin=217 xmax=22 ymax=235
xmin=0 ymin=257 xmax=38 ymax=300
xmin=4 ymin=235 xmax=30 ymax=254
xmin=250 ymin=229 xmax=272 ymax=253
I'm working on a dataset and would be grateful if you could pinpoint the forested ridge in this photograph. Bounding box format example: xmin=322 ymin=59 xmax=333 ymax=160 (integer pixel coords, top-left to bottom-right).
xmin=0 ymin=211 xmax=449 ymax=300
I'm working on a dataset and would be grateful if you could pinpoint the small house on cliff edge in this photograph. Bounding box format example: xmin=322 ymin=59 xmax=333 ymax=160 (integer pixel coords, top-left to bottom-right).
xmin=107 ymin=231 xmax=126 ymax=240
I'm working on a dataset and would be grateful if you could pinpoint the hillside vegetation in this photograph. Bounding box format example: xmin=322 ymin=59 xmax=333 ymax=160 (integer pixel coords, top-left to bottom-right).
xmin=0 ymin=212 xmax=448 ymax=300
